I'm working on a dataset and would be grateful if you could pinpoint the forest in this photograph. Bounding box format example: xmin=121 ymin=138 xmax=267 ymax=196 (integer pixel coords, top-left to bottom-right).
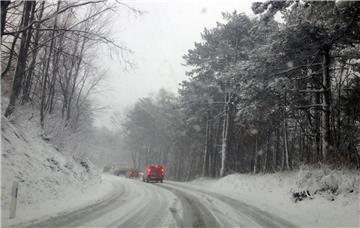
xmin=120 ymin=1 xmax=360 ymax=180
xmin=2 ymin=1 xmax=360 ymax=181
xmin=1 ymin=0 xmax=137 ymax=160
xmin=1 ymin=2 xmax=359 ymax=227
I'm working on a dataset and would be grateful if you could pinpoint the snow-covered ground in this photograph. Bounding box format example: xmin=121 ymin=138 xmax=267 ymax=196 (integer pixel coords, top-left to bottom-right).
xmin=186 ymin=170 xmax=360 ymax=227
xmin=2 ymin=175 xmax=116 ymax=227
xmin=4 ymin=175 xmax=179 ymax=228
xmin=1 ymin=106 xmax=359 ymax=227
xmin=1 ymin=116 xmax=103 ymax=226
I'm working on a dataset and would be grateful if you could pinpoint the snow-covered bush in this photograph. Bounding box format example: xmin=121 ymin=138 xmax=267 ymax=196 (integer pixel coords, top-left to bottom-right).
xmin=296 ymin=165 xmax=360 ymax=199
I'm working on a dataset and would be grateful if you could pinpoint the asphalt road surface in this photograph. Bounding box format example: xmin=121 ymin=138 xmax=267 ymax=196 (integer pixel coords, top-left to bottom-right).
xmin=18 ymin=176 xmax=298 ymax=228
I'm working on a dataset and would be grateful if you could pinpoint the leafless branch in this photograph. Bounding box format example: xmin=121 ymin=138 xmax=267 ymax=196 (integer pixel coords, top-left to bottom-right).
xmin=2 ymin=0 xmax=107 ymax=36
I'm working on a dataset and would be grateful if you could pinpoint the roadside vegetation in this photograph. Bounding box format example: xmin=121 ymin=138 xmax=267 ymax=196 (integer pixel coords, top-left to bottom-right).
xmin=1 ymin=0 xmax=136 ymax=167
xmin=120 ymin=1 xmax=360 ymax=180
xmin=1 ymin=0 xmax=136 ymax=215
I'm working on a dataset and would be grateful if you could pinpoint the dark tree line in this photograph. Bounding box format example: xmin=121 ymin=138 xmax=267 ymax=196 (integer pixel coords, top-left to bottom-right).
xmin=122 ymin=1 xmax=360 ymax=180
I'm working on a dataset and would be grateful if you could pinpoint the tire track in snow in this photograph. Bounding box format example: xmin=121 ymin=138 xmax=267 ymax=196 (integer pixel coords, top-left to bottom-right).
xmin=13 ymin=177 xmax=177 ymax=228
xmin=164 ymin=182 xmax=298 ymax=228
xmin=158 ymin=184 xmax=221 ymax=228
xmin=159 ymin=183 xmax=251 ymax=228
xmin=9 ymin=176 xmax=297 ymax=228
xmin=22 ymin=179 xmax=127 ymax=228
xmin=106 ymin=180 xmax=176 ymax=228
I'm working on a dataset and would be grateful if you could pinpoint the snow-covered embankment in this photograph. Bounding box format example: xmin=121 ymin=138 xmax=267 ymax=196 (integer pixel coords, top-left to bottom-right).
xmin=188 ymin=169 xmax=360 ymax=227
xmin=1 ymin=117 xmax=112 ymax=226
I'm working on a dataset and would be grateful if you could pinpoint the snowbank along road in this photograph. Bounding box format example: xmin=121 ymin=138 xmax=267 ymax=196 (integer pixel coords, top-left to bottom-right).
xmin=17 ymin=175 xmax=298 ymax=228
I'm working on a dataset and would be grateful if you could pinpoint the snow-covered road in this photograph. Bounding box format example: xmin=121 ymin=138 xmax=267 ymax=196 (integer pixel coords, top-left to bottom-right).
xmin=20 ymin=175 xmax=298 ymax=228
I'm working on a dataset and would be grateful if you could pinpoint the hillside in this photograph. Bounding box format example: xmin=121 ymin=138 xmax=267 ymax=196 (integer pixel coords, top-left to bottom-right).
xmin=1 ymin=116 xmax=101 ymax=222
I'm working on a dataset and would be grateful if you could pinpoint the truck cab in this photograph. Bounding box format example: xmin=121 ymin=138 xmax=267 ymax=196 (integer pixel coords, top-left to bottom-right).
xmin=143 ymin=164 xmax=164 ymax=183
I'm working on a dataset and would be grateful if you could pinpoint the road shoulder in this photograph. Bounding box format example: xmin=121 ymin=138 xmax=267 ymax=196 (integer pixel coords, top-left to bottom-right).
xmin=2 ymin=174 xmax=118 ymax=228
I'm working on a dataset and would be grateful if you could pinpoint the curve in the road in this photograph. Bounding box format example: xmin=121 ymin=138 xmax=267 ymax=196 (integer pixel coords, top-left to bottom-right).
xmin=12 ymin=176 xmax=298 ymax=228
xmin=162 ymin=182 xmax=298 ymax=228
xmin=107 ymin=179 xmax=176 ymax=228
xmin=23 ymin=179 xmax=127 ymax=228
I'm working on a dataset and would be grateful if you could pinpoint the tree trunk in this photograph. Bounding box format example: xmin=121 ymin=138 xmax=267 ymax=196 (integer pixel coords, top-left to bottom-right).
xmin=220 ymin=91 xmax=230 ymax=177
xmin=274 ymin=127 xmax=279 ymax=171
xmin=283 ymin=92 xmax=290 ymax=170
xmin=253 ymin=135 xmax=258 ymax=174
xmin=207 ymin=119 xmax=214 ymax=175
xmin=60 ymin=34 xmax=80 ymax=120
xmin=202 ymin=111 xmax=211 ymax=176
xmin=211 ymin=119 xmax=221 ymax=177
xmin=5 ymin=1 xmax=35 ymax=117
xmin=47 ymin=32 xmax=62 ymax=114
xmin=313 ymin=93 xmax=321 ymax=163
xmin=175 ymin=148 xmax=182 ymax=180
xmin=263 ymin=132 xmax=270 ymax=172
xmin=131 ymin=151 xmax=137 ymax=168
xmin=73 ymin=70 xmax=88 ymax=128
xmin=283 ymin=116 xmax=290 ymax=170
xmin=298 ymin=123 xmax=303 ymax=164
xmin=40 ymin=0 xmax=60 ymax=127
xmin=321 ymin=47 xmax=332 ymax=163
xmin=22 ymin=1 xmax=43 ymax=103
xmin=146 ymin=145 xmax=151 ymax=167
xmin=66 ymin=35 xmax=86 ymax=121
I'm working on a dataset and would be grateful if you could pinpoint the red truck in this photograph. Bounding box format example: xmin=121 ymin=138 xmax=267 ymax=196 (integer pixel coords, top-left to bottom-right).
xmin=127 ymin=169 xmax=139 ymax=178
xmin=143 ymin=164 xmax=164 ymax=183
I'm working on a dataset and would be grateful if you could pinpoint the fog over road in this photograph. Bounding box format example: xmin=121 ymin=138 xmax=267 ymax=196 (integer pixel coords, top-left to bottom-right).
xmin=23 ymin=176 xmax=298 ymax=228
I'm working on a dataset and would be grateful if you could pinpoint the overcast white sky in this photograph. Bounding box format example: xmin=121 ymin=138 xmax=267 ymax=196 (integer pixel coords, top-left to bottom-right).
xmin=92 ymin=0 xmax=255 ymax=128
